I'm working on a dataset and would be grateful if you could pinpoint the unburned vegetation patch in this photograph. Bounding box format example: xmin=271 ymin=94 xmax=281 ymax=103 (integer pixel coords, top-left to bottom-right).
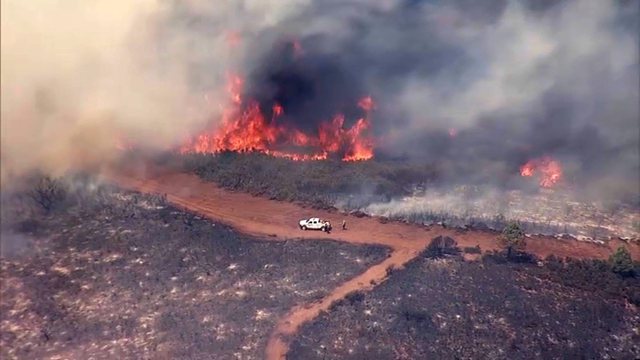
xmin=168 ymin=152 xmax=437 ymax=209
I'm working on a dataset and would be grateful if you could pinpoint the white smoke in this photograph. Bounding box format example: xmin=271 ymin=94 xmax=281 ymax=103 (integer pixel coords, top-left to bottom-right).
xmin=0 ymin=0 xmax=310 ymax=181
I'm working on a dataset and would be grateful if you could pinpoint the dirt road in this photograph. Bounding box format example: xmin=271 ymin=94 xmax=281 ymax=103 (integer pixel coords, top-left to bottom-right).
xmin=104 ymin=166 xmax=639 ymax=359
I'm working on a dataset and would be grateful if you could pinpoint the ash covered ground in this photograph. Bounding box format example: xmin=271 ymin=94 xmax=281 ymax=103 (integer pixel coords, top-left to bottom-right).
xmin=290 ymin=246 xmax=640 ymax=360
xmin=0 ymin=179 xmax=388 ymax=359
xmin=351 ymin=186 xmax=640 ymax=241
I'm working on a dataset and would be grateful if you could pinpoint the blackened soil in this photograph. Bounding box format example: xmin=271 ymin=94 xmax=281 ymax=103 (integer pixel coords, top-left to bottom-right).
xmin=290 ymin=255 xmax=640 ymax=360
xmin=0 ymin=191 xmax=388 ymax=359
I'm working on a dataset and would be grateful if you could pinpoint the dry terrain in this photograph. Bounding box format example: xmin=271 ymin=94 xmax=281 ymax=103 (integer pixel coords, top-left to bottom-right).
xmin=290 ymin=252 xmax=640 ymax=359
xmin=0 ymin=189 xmax=388 ymax=359
xmin=104 ymin=165 xmax=639 ymax=359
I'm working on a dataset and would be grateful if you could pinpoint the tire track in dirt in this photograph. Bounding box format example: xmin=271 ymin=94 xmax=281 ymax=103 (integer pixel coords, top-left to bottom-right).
xmin=265 ymin=248 xmax=418 ymax=360
xmin=103 ymin=167 xmax=639 ymax=360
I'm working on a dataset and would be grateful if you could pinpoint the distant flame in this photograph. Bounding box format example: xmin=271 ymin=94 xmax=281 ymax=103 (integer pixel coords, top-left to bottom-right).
xmin=520 ymin=162 xmax=535 ymax=177
xmin=292 ymin=39 xmax=304 ymax=58
xmin=272 ymin=103 xmax=284 ymax=117
xmin=115 ymin=136 xmax=134 ymax=151
xmin=225 ymin=31 xmax=241 ymax=48
xmin=520 ymin=156 xmax=563 ymax=188
xmin=357 ymin=96 xmax=375 ymax=112
xmin=181 ymin=73 xmax=374 ymax=161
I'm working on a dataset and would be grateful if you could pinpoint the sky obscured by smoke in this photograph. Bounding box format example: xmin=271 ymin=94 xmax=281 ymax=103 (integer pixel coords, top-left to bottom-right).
xmin=2 ymin=0 xmax=638 ymax=199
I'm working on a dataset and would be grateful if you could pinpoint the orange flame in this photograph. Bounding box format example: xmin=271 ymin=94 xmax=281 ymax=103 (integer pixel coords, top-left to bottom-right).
xmin=114 ymin=135 xmax=134 ymax=151
xmin=181 ymin=74 xmax=375 ymax=161
xmin=272 ymin=103 xmax=284 ymax=117
xmin=292 ymin=39 xmax=304 ymax=58
xmin=225 ymin=31 xmax=241 ymax=48
xmin=358 ymin=96 xmax=375 ymax=112
xmin=520 ymin=156 xmax=563 ymax=188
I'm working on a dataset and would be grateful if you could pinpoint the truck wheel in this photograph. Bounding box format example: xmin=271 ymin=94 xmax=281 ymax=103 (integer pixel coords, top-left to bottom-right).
xmin=301 ymin=225 xmax=307 ymax=231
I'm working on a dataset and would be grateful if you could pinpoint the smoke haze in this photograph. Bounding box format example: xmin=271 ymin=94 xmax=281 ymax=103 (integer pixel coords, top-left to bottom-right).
xmin=2 ymin=0 xmax=638 ymax=200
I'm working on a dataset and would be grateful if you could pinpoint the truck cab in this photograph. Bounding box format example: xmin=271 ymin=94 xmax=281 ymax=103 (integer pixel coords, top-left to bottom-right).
xmin=299 ymin=217 xmax=331 ymax=232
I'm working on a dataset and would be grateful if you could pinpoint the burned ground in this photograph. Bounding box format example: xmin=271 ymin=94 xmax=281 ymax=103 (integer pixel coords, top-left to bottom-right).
xmin=289 ymin=252 xmax=640 ymax=360
xmin=0 ymin=184 xmax=389 ymax=359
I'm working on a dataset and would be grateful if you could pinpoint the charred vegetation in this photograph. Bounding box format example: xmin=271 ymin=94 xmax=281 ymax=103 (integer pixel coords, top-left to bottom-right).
xmin=0 ymin=175 xmax=389 ymax=359
xmin=290 ymin=240 xmax=640 ymax=360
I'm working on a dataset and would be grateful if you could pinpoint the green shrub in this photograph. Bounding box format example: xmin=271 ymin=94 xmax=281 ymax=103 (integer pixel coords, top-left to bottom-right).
xmin=499 ymin=222 xmax=526 ymax=258
xmin=609 ymin=246 xmax=634 ymax=277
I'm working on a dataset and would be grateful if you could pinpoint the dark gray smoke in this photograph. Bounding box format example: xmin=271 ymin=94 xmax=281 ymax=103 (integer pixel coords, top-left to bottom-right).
xmin=217 ymin=0 xmax=638 ymax=199
xmin=246 ymin=42 xmax=369 ymax=132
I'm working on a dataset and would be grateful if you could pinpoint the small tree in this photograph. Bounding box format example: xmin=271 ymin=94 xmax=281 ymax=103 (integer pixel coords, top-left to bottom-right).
xmin=499 ymin=221 xmax=526 ymax=258
xmin=29 ymin=176 xmax=67 ymax=213
xmin=609 ymin=246 xmax=634 ymax=277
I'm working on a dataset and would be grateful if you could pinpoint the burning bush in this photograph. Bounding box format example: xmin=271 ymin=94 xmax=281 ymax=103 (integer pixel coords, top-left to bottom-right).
xmin=180 ymin=74 xmax=375 ymax=162
xmin=519 ymin=157 xmax=563 ymax=188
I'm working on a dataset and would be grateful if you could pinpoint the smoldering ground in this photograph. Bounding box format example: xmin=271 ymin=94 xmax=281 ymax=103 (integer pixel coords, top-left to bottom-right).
xmin=2 ymin=0 xmax=638 ymax=202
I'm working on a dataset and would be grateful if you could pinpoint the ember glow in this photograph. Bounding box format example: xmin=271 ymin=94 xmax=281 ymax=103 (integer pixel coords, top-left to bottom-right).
xmin=520 ymin=156 xmax=563 ymax=188
xmin=292 ymin=39 xmax=304 ymax=58
xmin=225 ymin=31 xmax=241 ymax=48
xmin=180 ymin=74 xmax=375 ymax=161
xmin=115 ymin=136 xmax=134 ymax=151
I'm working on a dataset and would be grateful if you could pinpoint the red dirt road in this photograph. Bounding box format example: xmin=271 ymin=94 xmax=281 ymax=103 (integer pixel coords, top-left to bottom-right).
xmin=104 ymin=166 xmax=639 ymax=360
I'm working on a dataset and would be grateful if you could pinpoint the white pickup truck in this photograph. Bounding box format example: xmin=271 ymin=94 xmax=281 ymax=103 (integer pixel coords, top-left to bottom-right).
xmin=299 ymin=217 xmax=332 ymax=232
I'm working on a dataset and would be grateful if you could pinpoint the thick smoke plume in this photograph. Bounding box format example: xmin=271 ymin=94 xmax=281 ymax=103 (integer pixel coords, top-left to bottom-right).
xmin=0 ymin=0 xmax=279 ymax=181
xmin=2 ymin=0 xmax=638 ymax=201
xmin=246 ymin=0 xmax=638 ymax=200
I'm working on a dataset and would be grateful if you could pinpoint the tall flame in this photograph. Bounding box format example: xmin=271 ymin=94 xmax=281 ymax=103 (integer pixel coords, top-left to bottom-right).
xmin=181 ymin=73 xmax=375 ymax=161
xmin=520 ymin=156 xmax=563 ymax=188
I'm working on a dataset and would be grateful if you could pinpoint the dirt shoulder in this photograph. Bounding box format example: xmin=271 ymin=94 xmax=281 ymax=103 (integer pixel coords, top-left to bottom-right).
xmin=104 ymin=166 xmax=639 ymax=261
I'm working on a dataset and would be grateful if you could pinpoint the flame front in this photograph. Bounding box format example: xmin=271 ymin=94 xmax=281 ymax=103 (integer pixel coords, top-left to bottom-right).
xmin=520 ymin=156 xmax=563 ymax=188
xmin=181 ymin=74 xmax=375 ymax=161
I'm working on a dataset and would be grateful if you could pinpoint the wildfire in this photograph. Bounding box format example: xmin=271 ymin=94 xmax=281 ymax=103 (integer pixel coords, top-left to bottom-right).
xmin=292 ymin=39 xmax=304 ymax=58
xmin=225 ymin=31 xmax=241 ymax=48
xmin=114 ymin=135 xmax=134 ymax=151
xmin=180 ymin=74 xmax=375 ymax=161
xmin=520 ymin=156 xmax=563 ymax=188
